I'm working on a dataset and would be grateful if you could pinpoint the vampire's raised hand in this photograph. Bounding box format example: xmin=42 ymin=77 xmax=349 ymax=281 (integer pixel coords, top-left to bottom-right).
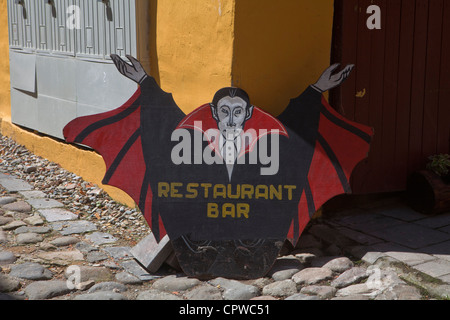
xmin=111 ymin=54 xmax=148 ymax=85
xmin=312 ymin=63 xmax=355 ymax=93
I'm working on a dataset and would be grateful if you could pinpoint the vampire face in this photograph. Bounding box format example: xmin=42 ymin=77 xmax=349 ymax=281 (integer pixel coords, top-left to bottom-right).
xmin=211 ymin=88 xmax=254 ymax=139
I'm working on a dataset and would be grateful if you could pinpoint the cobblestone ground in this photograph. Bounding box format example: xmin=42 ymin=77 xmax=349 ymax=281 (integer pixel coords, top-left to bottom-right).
xmin=1 ymin=135 xmax=450 ymax=301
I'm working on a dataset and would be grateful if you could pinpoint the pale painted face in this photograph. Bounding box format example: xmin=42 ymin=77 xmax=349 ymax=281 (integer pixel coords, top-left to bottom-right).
xmin=216 ymin=96 xmax=248 ymax=139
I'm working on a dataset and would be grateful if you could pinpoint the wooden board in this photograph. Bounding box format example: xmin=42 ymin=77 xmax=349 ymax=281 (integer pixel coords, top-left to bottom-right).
xmin=332 ymin=0 xmax=450 ymax=194
xmin=131 ymin=234 xmax=173 ymax=273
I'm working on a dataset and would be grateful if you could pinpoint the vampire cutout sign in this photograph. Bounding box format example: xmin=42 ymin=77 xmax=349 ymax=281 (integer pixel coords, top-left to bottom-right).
xmin=63 ymin=55 xmax=373 ymax=279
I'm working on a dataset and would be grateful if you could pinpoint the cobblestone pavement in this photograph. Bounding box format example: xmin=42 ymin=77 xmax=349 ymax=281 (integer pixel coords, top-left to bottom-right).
xmin=1 ymin=136 xmax=450 ymax=301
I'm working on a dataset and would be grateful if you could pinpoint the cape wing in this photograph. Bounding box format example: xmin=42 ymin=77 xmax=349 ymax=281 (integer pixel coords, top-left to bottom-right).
xmin=63 ymin=77 xmax=185 ymax=241
xmin=308 ymin=96 xmax=373 ymax=212
xmin=63 ymin=88 xmax=147 ymax=214
xmin=281 ymin=88 xmax=374 ymax=245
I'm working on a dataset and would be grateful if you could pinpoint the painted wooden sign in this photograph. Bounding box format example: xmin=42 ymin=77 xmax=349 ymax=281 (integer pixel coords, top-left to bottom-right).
xmin=63 ymin=55 xmax=373 ymax=279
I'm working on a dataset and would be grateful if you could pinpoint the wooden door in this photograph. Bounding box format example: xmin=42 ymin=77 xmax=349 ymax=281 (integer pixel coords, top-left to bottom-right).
xmin=331 ymin=0 xmax=450 ymax=194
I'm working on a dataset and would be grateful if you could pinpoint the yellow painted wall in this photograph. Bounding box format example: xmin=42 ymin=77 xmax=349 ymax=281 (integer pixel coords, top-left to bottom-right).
xmin=0 ymin=0 xmax=335 ymax=208
xmin=232 ymin=0 xmax=335 ymax=116
xmin=0 ymin=0 xmax=10 ymax=122
xmin=1 ymin=122 xmax=136 ymax=207
xmin=154 ymin=0 xmax=236 ymax=114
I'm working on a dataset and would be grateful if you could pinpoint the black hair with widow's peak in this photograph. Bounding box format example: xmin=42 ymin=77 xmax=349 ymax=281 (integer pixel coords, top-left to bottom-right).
xmin=211 ymin=87 xmax=251 ymax=109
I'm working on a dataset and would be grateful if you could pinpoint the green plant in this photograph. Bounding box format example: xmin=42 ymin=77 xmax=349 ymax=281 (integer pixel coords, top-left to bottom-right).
xmin=426 ymin=154 xmax=450 ymax=177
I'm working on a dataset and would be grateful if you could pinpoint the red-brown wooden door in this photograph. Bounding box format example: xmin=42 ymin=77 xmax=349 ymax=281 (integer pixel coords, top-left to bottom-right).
xmin=331 ymin=0 xmax=450 ymax=194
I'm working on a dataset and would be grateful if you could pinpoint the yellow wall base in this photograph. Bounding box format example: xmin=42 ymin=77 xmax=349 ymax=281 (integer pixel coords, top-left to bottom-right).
xmin=0 ymin=120 xmax=136 ymax=208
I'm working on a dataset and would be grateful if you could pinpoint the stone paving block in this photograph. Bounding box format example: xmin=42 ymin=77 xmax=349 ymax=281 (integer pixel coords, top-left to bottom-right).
xmin=0 ymin=173 xmax=11 ymax=180
xmin=0 ymin=251 xmax=17 ymax=265
xmin=413 ymin=213 xmax=450 ymax=229
xmin=357 ymin=196 xmax=403 ymax=210
xmin=439 ymin=274 xmax=450 ymax=283
xmin=26 ymin=198 xmax=64 ymax=209
xmin=370 ymin=242 xmax=437 ymax=266
xmin=373 ymin=204 xmax=426 ymax=222
xmin=413 ymin=260 xmax=450 ymax=279
xmin=183 ymin=283 xmax=223 ymax=300
xmin=14 ymin=226 xmax=51 ymax=235
xmin=331 ymin=212 xmax=404 ymax=233
xmin=23 ymin=214 xmax=45 ymax=226
xmin=0 ymin=177 xmax=33 ymax=192
xmin=300 ymin=285 xmax=337 ymax=299
xmin=369 ymin=242 xmax=410 ymax=252
xmin=16 ymin=233 xmax=44 ymax=244
xmin=331 ymin=267 xmax=369 ymax=289
xmin=152 ymin=275 xmax=201 ymax=293
xmin=308 ymin=224 xmax=354 ymax=247
xmin=292 ymin=267 xmax=333 ymax=285
xmin=2 ymin=220 xmax=27 ymax=230
xmin=350 ymin=247 xmax=387 ymax=264
xmin=0 ymin=196 xmax=17 ymax=205
xmin=120 ymin=259 xmax=159 ymax=281
xmin=0 ymin=274 xmax=21 ymax=292
xmin=386 ymin=250 xmax=437 ymax=267
xmin=366 ymin=223 xmax=450 ymax=250
xmin=19 ymin=190 xmax=47 ymax=199
xmin=10 ymin=262 xmax=53 ymax=280
xmin=37 ymin=250 xmax=84 ymax=263
xmin=24 ymin=281 xmax=73 ymax=300
xmin=52 ymin=220 xmax=97 ymax=235
xmin=262 ymin=280 xmax=298 ymax=297
xmin=420 ymin=240 xmax=450 ymax=262
xmin=50 ymin=236 xmax=80 ymax=247
xmin=103 ymin=246 xmax=133 ymax=260
xmin=375 ymin=284 xmax=422 ymax=300
xmin=2 ymin=201 xmax=32 ymax=213
xmin=136 ymin=290 xmax=182 ymax=300
xmin=0 ymin=230 xmax=8 ymax=244
xmin=64 ymin=265 xmax=114 ymax=282
xmin=86 ymin=251 xmax=108 ymax=263
xmin=0 ymin=216 xmax=14 ymax=226
xmin=85 ymin=232 xmax=118 ymax=246
xmin=335 ymin=226 xmax=384 ymax=246
xmin=115 ymin=272 xmax=143 ymax=285
xmin=209 ymin=277 xmax=259 ymax=300
xmin=39 ymin=208 xmax=78 ymax=222
xmin=439 ymin=225 xmax=450 ymax=234
xmin=335 ymin=283 xmax=373 ymax=297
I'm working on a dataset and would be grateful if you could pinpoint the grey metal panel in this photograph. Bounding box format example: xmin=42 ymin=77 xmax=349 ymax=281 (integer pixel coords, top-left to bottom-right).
xmin=21 ymin=0 xmax=37 ymax=51
xmin=10 ymin=87 xmax=38 ymax=130
xmin=75 ymin=59 xmax=138 ymax=111
xmin=7 ymin=0 xmax=22 ymax=49
xmin=36 ymin=55 xmax=77 ymax=101
xmin=36 ymin=0 xmax=53 ymax=52
xmin=105 ymin=0 xmax=137 ymax=58
xmin=75 ymin=0 xmax=105 ymax=59
xmin=37 ymin=95 xmax=77 ymax=139
xmin=8 ymin=0 xmax=142 ymax=140
xmin=9 ymin=50 xmax=36 ymax=93
xmin=52 ymin=0 xmax=76 ymax=55
xmin=7 ymin=0 xmax=37 ymax=50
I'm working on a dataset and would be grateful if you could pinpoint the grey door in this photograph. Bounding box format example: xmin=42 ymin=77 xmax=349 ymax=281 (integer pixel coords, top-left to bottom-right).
xmin=7 ymin=0 xmax=142 ymax=139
